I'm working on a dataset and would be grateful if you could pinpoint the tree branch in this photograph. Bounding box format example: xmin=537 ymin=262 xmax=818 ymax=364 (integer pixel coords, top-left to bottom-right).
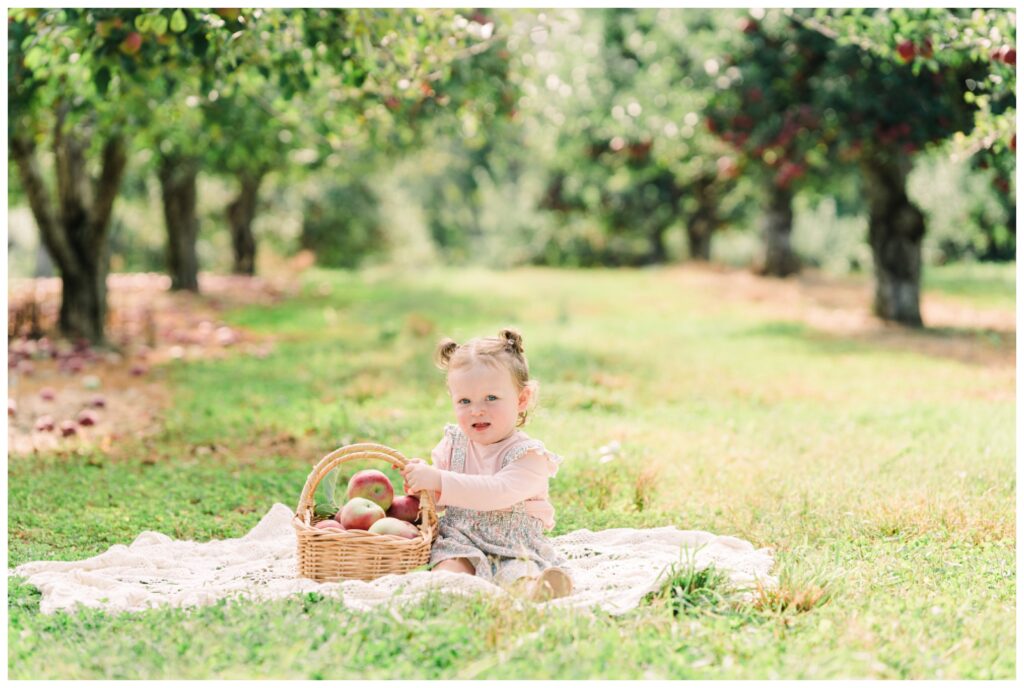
xmin=9 ymin=135 xmax=80 ymax=278
xmin=89 ymin=133 xmax=128 ymax=254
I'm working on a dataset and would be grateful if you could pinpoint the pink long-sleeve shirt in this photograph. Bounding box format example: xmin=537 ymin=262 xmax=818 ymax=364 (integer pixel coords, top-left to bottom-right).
xmin=430 ymin=424 xmax=562 ymax=530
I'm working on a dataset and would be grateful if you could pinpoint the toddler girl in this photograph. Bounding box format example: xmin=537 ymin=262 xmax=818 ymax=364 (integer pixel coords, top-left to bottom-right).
xmin=401 ymin=328 xmax=573 ymax=601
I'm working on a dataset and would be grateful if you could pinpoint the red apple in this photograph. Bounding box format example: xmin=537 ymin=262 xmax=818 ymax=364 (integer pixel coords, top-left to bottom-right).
xmin=40 ymin=387 xmax=56 ymax=401
xmin=120 ymin=32 xmax=142 ymax=56
xmin=314 ymin=519 xmax=345 ymax=531
xmin=35 ymin=415 xmax=55 ymax=432
xmin=338 ymin=497 xmax=386 ymax=531
xmin=59 ymin=420 xmax=77 ymax=437
xmin=896 ymin=40 xmax=915 ymax=63
xmin=346 ymin=469 xmax=394 ymax=511
xmin=77 ymin=410 xmax=99 ymax=427
xmin=368 ymin=517 xmax=419 ymax=539
xmin=1003 ymin=48 xmax=1016 ymax=66
xmin=8 ymin=399 xmax=16 ymax=417
xmin=386 ymin=495 xmax=421 ymax=524
xmin=89 ymin=395 xmax=107 ymax=408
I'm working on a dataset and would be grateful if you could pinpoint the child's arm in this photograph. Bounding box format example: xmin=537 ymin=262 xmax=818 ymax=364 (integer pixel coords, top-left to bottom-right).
xmin=404 ymin=452 xmax=550 ymax=511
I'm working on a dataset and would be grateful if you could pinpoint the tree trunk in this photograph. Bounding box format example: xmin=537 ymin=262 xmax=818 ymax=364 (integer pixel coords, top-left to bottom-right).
xmin=861 ymin=150 xmax=925 ymax=326
xmin=685 ymin=178 xmax=716 ymax=261
xmin=757 ymin=185 xmax=800 ymax=277
xmin=159 ymin=155 xmax=201 ymax=291
xmin=10 ymin=105 xmax=127 ymax=345
xmin=227 ymin=171 xmax=263 ymax=275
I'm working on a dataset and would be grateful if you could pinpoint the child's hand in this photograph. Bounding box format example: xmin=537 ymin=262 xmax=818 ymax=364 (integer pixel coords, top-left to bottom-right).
xmin=401 ymin=460 xmax=442 ymax=495
xmin=401 ymin=457 xmax=426 ymax=494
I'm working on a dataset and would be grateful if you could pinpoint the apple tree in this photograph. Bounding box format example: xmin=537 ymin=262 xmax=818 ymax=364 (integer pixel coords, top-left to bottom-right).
xmin=796 ymin=8 xmax=1016 ymax=265
xmin=706 ymin=9 xmax=990 ymax=324
xmin=7 ymin=7 xmax=245 ymax=342
xmin=704 ymin=11 xmax=847 ymax=276
xmin=536 ymin=9 xmax=743 ymax=265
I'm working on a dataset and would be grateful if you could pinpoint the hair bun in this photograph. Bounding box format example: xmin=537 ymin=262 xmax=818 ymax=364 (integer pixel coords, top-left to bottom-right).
xmin=499 ymin=328 xmax=524 ymax=355
xmin=434 ymin=338 xmax=459 ymax=370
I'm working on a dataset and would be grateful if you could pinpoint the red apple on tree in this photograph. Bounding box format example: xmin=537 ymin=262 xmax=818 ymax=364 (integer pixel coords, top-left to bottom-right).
xmin=896 ymin=40 xmax=915 ymax=62
xmin=120 ymin=31 xmax=142 ymax=56
xmin=346 ymin=469 xmax=394 ymax=511
xmin=337 ymin=497 xmax=386 ymax=531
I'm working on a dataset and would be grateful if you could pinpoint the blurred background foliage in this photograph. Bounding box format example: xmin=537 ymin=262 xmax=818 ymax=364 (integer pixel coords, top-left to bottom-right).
xmin=7 ymin=8 xmax=1016 ymax=335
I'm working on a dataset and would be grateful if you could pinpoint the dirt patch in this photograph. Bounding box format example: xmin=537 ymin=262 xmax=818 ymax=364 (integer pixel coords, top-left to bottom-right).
xmin=672 ymin=264 xmax=1015 ymax=369
xmin=7 ymin=265 xmax=309 ymax=459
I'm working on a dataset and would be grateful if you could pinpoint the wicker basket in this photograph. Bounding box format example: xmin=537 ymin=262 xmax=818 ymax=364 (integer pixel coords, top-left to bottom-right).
xmin=293 ymin=442 xmax=438 ymax=582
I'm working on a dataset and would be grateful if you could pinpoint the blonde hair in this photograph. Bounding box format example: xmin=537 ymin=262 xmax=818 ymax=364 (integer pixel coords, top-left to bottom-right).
xmin=434 ymin=327 xmax=538 ymax=427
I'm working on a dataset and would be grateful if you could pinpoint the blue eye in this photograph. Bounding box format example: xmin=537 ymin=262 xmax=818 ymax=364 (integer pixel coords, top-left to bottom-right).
xmin=486 ymin=395 xmax=498 ymax=401
xmin=458 ymin=399 xmax=470 ymax=405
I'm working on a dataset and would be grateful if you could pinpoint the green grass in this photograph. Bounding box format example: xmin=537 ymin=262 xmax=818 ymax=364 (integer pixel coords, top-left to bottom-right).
xmin=923 ymin=261 xmax=1016 ymax=310
xmin=8 ymin=264 xmax=1016 ymax=679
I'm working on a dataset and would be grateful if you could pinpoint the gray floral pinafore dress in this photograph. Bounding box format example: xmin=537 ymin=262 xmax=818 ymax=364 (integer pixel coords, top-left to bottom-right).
xmin=428 ymin=426 xmax=567 ymax=586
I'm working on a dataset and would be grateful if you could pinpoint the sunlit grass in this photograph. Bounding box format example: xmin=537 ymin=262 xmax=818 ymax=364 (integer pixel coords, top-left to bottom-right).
xmin=7 ymin=264 xmax=1015 ymax=679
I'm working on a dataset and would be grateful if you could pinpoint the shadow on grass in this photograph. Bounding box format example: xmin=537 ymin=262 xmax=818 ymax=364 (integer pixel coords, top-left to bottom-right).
xmin=737 ymin=318 xmax=1014 ymax=369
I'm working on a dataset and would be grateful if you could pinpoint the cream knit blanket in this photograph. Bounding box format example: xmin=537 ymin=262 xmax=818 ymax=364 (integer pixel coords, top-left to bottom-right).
xmin=10 ymin=503 xmax=776 ymax=615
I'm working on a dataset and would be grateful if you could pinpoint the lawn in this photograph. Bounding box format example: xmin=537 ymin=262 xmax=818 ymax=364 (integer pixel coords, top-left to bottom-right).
xmin=7 ymin=264 xmax=1016 ymax=679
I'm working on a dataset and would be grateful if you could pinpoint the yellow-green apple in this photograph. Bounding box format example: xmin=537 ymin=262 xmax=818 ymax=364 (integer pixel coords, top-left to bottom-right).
xmin=346 ymin=469 xmax=394 ymax=511
xmin=314 ymin=519 xmax=345 ymax=531
xmin=386 ymin=495 xmax=420 ymax=524
xmin=368 ymin=517 xmax=419 ymax=539
xmin=338 ymin=497 xmax=386 ymax=531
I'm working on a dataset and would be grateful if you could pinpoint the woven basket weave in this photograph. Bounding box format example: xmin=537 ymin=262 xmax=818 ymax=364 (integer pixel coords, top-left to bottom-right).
xmin=293 ymin=443 xmax=438 ymax=582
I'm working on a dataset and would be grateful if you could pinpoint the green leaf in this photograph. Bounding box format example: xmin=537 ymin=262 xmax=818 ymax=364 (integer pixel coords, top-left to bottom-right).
xmin=94 ymin=65 xmax=111 ymax=96
xmin=170 ymin=9 xmax=188 ymax=33
xmin=322 ymin=466 xmax=340 ymax=509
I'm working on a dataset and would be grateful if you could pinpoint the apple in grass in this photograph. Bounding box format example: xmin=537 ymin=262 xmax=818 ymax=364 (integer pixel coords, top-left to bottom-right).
xmin=346 ymin=469 xmax=394 ymax=511
xmin=368 ymin=517 xmax=419 ymax=539
xmin=386 ymin=495 xmax=421 ymax=524
xmin=337 ymin=497 xmax=386 ymax=531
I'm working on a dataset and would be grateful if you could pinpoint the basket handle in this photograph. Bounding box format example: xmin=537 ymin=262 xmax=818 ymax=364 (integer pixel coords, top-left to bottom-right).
xmin=295 ymin=442 xmax=437 ymax=529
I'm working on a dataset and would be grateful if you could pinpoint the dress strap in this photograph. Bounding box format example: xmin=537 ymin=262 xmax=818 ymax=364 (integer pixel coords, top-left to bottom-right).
xmin=446 ymin=424 xmax=469 ymax=473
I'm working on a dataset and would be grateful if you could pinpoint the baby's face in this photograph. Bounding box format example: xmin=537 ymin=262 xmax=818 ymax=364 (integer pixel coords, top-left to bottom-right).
xmin=447 ymin=361 xmax=529 ymax=445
